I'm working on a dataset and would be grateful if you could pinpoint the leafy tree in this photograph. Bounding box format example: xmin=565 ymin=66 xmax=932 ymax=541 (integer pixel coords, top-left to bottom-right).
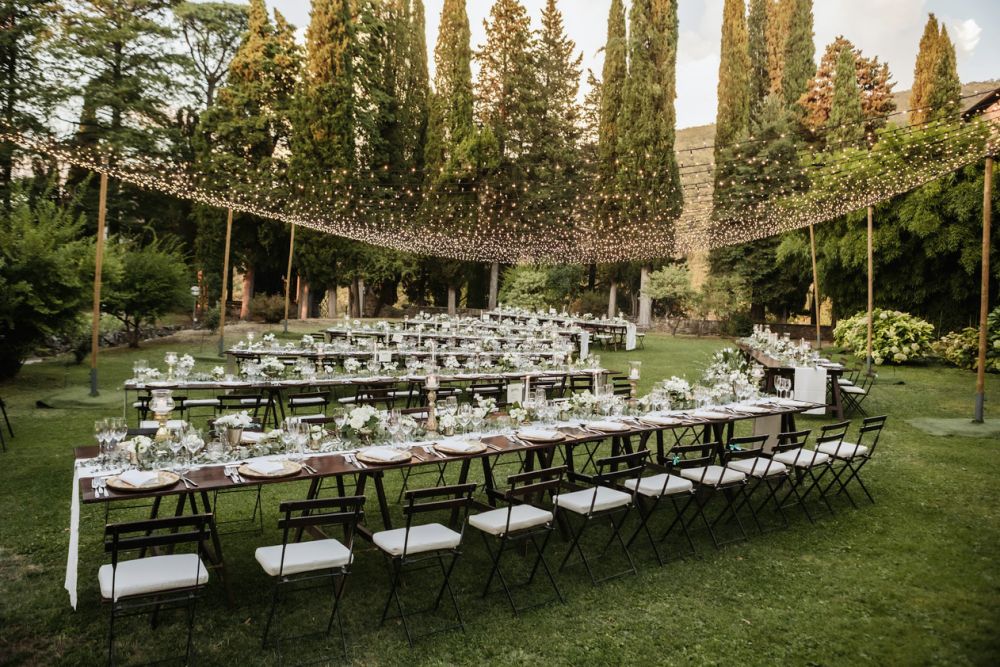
xmin=799 ymin=36 xmax=895 ymax=146
xmin=780 ymin=0 xmax=814 ymax=111
xmin=646 ymin=264 xmax=696 ymax=324
xmin=0 ymin=190 xmax=90 ymax=378
xmin=498 ymin=265 xmax=549 ymax=310
xmin=715 ymin=0 xmax=750 ymax=151
xmin=747 ymin=0 xmax=770 ymax=122
xmin=174 ymin=1 xmax=249 ymax=108
xmin=102 ymin=239 xmax=190 ymax=347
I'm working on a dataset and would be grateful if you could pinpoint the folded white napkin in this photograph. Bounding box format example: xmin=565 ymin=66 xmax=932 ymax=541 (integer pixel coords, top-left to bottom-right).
xmin=359 ymin=447 xmax=401 ymax=462
xmin=729 ymin=404 xmax=771 ymax=414
xmin=692 ymin=410 xmax=733 ymax=420
xmin=119 ymin=470 xmax=159 ymax=488
xmin=640 ymin=415 xmax=682 ymax=426
xmin=247 ymin=460 xmax=284 ymax=475
xmin=242 ymin=431 xmax=266 ymax=443
xmin=517 ymin=429 xmax=561 ymax=441
xmin=439 ymin=440 xmax=481 ymax=453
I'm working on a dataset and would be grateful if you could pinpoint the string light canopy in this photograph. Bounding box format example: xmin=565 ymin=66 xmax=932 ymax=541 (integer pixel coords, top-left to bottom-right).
xmin=2 ymin=96 xmax=996 ymax=263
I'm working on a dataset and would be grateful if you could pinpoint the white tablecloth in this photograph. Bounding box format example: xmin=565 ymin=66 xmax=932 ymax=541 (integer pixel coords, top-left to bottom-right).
xmin=625 ymin=324 xmax=637 ymax=351
xmin=579 ymin=331 xmax=590 ymax=359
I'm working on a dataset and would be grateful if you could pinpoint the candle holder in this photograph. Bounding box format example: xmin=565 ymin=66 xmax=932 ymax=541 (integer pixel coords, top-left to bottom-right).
xmin=627 ymin=360 xmax=642 ymax=407
xmin=424 ymin=373 xmax=439 ymax=435
xmin=148 ymin=388 xmax=175 ymax=443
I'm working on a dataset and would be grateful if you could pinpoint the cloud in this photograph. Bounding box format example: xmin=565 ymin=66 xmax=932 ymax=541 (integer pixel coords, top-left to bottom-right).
xmin=949 ymin=18 xmax=982 ymax=57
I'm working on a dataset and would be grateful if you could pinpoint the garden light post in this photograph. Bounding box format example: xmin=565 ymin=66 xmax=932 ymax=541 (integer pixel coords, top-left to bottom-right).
xmin=283 ymin=223 xmax=296 ymax=334
xmin=809 ymin=224 xmax=822 ymax=349
xmin=89 ymin=169 xmax=109 ymax=397
xmin=867 ymin=205 xmax=874 ymax=374
xmin=217 ymin=208 xmax=233 ymax=357
xmin=974 ymin=155 xmax=992 ymax=423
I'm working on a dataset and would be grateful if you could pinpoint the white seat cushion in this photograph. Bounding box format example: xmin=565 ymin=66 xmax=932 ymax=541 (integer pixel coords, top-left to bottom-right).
xmin=255 ymin=538 xmax=351 ymax=576
xmin=679 ymin=465 xmax=745 ymax=487
xmin=291 ymin=413 xmax=326 ymax=421
xmin=289 ymin=396 xmax=326 ymax=406
xmin=728 ymin=457 xmax=787 ymax=478
xmin=239 ymin=398 xmax=262 ymax=406
xmin=622 ymin=474 xmax=693 ymax=497
xmin=139 ymin=419 xmax=187 ymax=429
xmin=469 ymin=505 xmax=553 ymax=536
xmin=182 ymin=399 xmax=221 ymax=407
xmin=841 ymin=385 xmax=867 ymax=395
xmin=98 ymin=554 xmax=208 ymax=602
xmin=772 ymin=448 xmax=831 ymax=467
xmin=552 ymin=486 xmax=632 ymax=515
xmin=837 ymin=378 xmax=853 ymax=386
xmin=816 ymin=440 xmax=868 ymax=460
xmin=373 ymin=523 xmax=462 ymax=557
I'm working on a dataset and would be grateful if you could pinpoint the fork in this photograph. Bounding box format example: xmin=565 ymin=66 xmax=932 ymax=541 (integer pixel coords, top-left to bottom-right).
xmin=91 ymin=477 xmax=102 ymax=498
xmin=97 ymin=477 xmax=108 ymax=497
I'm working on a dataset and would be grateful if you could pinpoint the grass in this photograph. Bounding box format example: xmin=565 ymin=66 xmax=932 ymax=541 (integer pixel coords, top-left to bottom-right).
xmin=1 ymin=323 xmax=998 ymax=665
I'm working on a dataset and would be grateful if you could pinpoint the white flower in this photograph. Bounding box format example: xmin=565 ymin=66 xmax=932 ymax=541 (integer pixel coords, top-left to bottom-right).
xmin=344 ymin=358 xmax=362 ymax=373
xmin=262 ymin=333 xmax=276 ymax=344
xmin=216 ymin=411 xmax=252 ymax=428
xmin=509 ymin=407 xmax=528 ymax=423
xmin=440 ymin=413 xmax=457 ymax=429
xmin=211 ymin=366 xmax=225 ymax=379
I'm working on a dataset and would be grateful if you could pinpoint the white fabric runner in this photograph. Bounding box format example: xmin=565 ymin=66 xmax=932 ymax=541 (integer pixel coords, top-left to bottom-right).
xmin=625 ymin=324 xmax=637 ymax=351
xmin=794 ymin=366 xmax=828 ymax=415
xmin=578 ymin=331 xmax=590 ymax=359
xmin=753 ymin=415 xmax=783 ymax=453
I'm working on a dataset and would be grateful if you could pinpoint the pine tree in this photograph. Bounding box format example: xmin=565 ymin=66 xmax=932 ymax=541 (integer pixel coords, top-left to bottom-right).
xmin=400 ymin=0 xmax=429 ymax=173
xmin=799 ymin=37 xmax=895 ymax=144
xmin=826 ymin=44 xmax=865 ymax=149
xmin=748 ymin=0 xmax=770 ymax=123
xmin=715 ymin=0 xmax=751 ymax=152
xmin=475 ymin=0 xmax=537 ymax=161
xmin=929 ymin=25 xmax=961 ymax=121
xmin=534 ymin=0 xmax=582 ymax=178
xmin=597 ymin=0 xmax=626 ymax=185
xmin=780 ymin=0 xmax=814 ymax=110
xmin=909 ymin=13 xmax=939 ymax=125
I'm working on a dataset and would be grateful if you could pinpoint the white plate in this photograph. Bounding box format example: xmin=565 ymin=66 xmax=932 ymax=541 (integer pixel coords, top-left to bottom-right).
xmin=587 ymin=421 xmax=630 ymax=432
xmin=516 ymin=429 xmax=564 ymax=443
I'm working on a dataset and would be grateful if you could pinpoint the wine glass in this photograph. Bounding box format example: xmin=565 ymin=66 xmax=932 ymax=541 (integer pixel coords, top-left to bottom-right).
xmin=387 ymin=409 xmax=403 ymax=448
xmin=168 ymin=437 xmax=185 ymax=473
xmin=456 ymin=404 xmax=473 ymax=433
xmin=94 ymin=419 xmax=109 ymax=464
xmin=184 ymin=429 xmax=204 ymax=464
xmin=110 ymin=417 xmax=128 ymax=453
xmin=444 ymin=395 xmax=458 ymax=417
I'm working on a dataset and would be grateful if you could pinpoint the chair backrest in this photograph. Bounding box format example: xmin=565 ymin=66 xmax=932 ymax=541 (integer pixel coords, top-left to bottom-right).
xmin=354 ymin=382 xmax=398 ymax=409
xmin=400 ymin=483 xmax=477 ymax=556
xmin=610 ymin=376 xmax=632 ymax=397
xmin=217 ymin=393 xmax=265 ymax=416
xmin=819 ymin=420 xmax=850 ymax=441
xmin=533 ymin=374 xmax=567 ymax=399
xmin=665 ymin=442 xmax=718 ymax=471
xmin=774 ymin=429 xmax=811 ymax=454
xmin=594 ymin=450 xmax=649 ymax=490
xmin=856 ymin=415 xmax=887 ymax=456
xmin=104 ymin=515 xmax=211 ymax=596
xmin=276 ymin=496 xmax=365 ymax=572
xmin=568 ymin=374 xmax=594 ymax=394
xmin=495 ymin=466 xmax=566 ymax=533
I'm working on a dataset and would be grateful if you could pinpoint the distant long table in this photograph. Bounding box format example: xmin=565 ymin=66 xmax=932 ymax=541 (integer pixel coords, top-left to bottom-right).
xmin=736 ymin=342 xmax=846 ymax=419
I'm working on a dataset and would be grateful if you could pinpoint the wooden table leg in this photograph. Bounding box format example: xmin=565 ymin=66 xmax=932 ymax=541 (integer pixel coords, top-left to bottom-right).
xmin=371 ymin=471 xmax=392 ymax=530
xmin=198 ymin=490 xmax=234 ymax=608
xmin=829 ymin=376 xmax=845 ymax=420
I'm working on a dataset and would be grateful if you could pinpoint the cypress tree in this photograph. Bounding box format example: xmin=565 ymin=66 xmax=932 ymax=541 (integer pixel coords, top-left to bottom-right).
xmin=766 ymin=0 xmax=791 ymax=95
xmin=715 ymin=0 xmax=751 ymax=152
xmin=424 ymin=0 xmax=475 ymax=180
xmin=748 ymin=0 xmax=770 ymax=123
xmin=597 ymin=0 xmax=627 ymax=185
xmin=826 ymin=44 xmax=865 ymax=149
xmin=909 ymin=13 xmax=939 ymax=125
xmin=781 ymin=0 xmax=814 ymax=110
xmin=929 ymin=25 xmax=961 ymax=121
xmin=401 ymin=0 xmax=430 ymax=172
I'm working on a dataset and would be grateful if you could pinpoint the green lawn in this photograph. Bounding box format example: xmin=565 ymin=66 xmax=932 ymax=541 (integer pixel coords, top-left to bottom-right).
xmin=1 ymin=326 xmax=998 ymax=665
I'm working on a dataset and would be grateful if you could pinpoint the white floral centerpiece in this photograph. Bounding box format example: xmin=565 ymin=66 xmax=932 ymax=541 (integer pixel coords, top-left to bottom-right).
xmin=660 ymin=376 xmax=692 ymax=405
xmin=509 ymin=406 xmax=528 ymax=424
xmin=216 ymin=410 xmax=253 ymax=446
xmin=343 ymin=357 xmax=362 ymax=375
xmin=211 ymin=366 xmax=226 ymax=380
xmin=261 ymin=333 xmax=277 ymax=346
xmin=259 ymin=356 xmax=286 ymax=380
xmin=342 ymin=404 xmax=383 ymax=444
xmin=301 ymin=334 xmax=314 ymax=348
xmin=444 ymin=355 xmax=460 ymax=370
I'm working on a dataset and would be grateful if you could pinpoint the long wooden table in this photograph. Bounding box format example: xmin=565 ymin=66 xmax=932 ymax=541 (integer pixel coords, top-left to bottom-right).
xmin=736 ymin=343 xmax=846 ymax=420
xmin=73 ymin=400 xmax=816 ymax=606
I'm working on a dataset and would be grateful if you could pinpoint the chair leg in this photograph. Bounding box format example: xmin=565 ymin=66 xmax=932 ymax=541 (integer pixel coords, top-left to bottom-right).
xmin=262 ymin=583 xmax=280 ymax=647
xmin=184 ymin=593 xmax=197 ymax=665
xmin=107 ymin=605 xmax=117 ymax=667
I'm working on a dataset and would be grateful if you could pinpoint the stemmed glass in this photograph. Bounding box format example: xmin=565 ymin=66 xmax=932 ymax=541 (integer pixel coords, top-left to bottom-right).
xmin=444 ymin=396 xmax=458 ymax=417
xmin=109 ymin=417 xmax=128 ymax=456
xmin=387 ymin=409 xmax=403 ymax=449
xmin=94 ymin=419 xmax=110 ymax=465
xmin=184 ymin=429 xmax=204 ymax=466
xmin=456 ymin=404 xmax=473 ymax=433
xmin=169 ymin=436 xmax=185 ymax=474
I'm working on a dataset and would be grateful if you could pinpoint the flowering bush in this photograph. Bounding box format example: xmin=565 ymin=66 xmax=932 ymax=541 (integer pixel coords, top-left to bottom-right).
xmin=834 ymin=309 xmax=935 ymax=365
xmin=934 ymin=306 xmax=1000 ymax=373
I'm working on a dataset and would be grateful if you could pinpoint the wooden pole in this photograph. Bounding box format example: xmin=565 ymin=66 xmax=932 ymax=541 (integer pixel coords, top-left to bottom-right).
xmin=217 ymin=208 xmax=233 ymax=357
xmin=866 ymin=205 xmax=874 ymax=373
xmin=809 ymin=224 xmax=822 ymax=349
xmin=974 ymin=156 xmax=992 ymax=423
xmin=89 ymin=171 xmax=109 ymax=396
xmin=283 ymin=223 xmax=296 ymax=333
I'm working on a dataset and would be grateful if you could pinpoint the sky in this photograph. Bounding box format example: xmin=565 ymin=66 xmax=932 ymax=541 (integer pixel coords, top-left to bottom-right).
xmin=265 ymin=0 xmax=999 ymax=129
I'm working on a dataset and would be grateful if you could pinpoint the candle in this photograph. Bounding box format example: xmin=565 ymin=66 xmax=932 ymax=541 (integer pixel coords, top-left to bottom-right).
xmin=629 ymin=368 xmax=640 ymax=380
xmin=426 ymin=374 xmax=439 ymax=389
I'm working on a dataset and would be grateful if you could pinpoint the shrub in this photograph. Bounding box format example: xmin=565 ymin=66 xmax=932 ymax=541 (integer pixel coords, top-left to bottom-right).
xmin=834 ymin=309 xmax=935 ymax=365
xmin=200 ymin=305 xmax=221 ymax=332
xmin=251 ymin=293 xmax=286 ymax=323
xmin=574 ymin=290 xmax=608 ymax=317
xmin=68 ymin=313 xmax=125 ymax=364
xmin=0 ymin=193 xmax=90 ymax=378
xmin=498 ymin=266 xmax=550 ymax=310
xmin=934 ymin=306 xmax=1000 ymax=373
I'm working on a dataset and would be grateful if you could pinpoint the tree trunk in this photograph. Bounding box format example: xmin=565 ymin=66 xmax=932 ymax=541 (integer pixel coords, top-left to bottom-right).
xmin=299 ymin=281 xmax=310 ymax=319
xmin=326 ymin=287 xmax=337 ymax=318
xmin=638 ymin=265 xmax=652 ymax=327
xmin=349 ymin=277 xmax=359 ymax=318
xmin=358 ymin=278 xmax=366 ymax=317
xmin=588 ymin=263 xmax=596 ymax=291
xmin=607 ymin=281 xmax=617 ymax=318
xmin=488 ymin=262 xmax=499 ymax=310
xmin=447 ymin=285 xmax=457 ymax=315
xmin=240 ymin=265 xmax=254 ymax=320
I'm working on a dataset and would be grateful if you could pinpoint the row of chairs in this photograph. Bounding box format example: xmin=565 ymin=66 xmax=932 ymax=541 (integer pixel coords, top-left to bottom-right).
xmin=98 ymin=415 xmax=886 ymax=663
xmin=838 ymin=368 xmax=877 ymax=415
